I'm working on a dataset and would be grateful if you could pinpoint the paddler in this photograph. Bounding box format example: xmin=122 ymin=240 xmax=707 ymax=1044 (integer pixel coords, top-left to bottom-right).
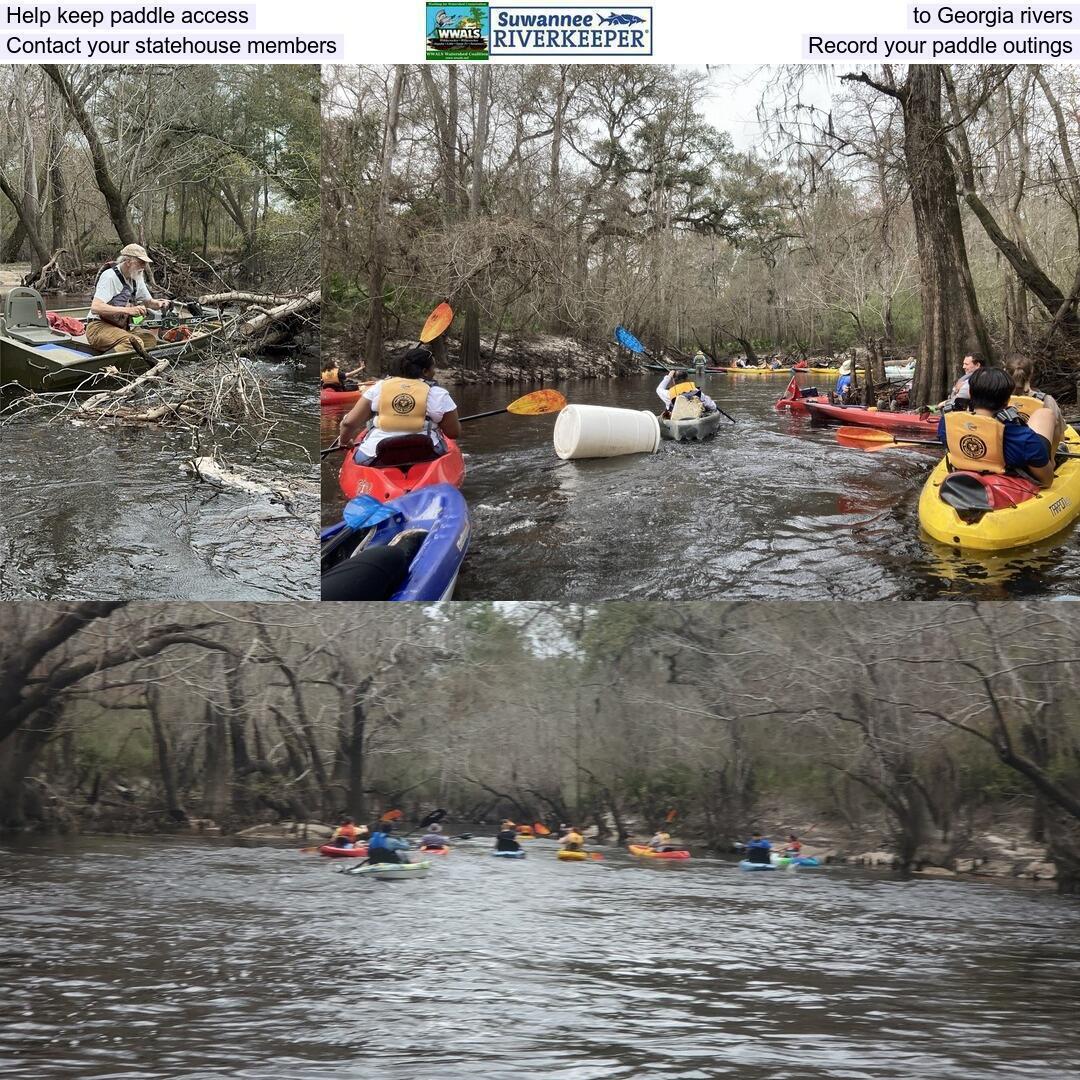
xmin=366 ymin=821 xmax=411 ymax=865
xmin=648 ymin=830 xmax=678 ymax=852
xmin=936 ymin=367 xmax=1056 ymax=488
xmin=835 ymin=357 xmax=853 ymax=399
xmin=330 ymin=817 xmax=368 ymax=848
xmin=782 ymin=834 xmax=802 ymax=856
xmin=321 ymin=361 xmax=367 ymax=391
xmin=743 ymin=832 xmax=772 ymax=865
xmin=1004 ymin=353 xmax=1065 ymax=447
xmin=937 ymin=352 xmax=985 ymax=410
xmin=418 ymin=822 xmax=449 ymax=852
xmin=656 ymin=369 xmax=718 ymax=416
xmin=495 ymin=820 xmax=523 ymax=853
xmin=85 ymin=243 xmax=170 ymax=355
xmin=338 ymin=347 xmax=461 ymax=463
xmin=558 ymin=826 xmax=585 ymax=854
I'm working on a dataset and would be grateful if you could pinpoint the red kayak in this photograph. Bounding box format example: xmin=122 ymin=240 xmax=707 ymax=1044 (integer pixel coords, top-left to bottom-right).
xmin=419 ymin=846 xmax=450 ymax=855
xmin=805 ymin=401 xmax=939 ymax=434
xmin=776 ymin=392 xmax=829 ymax=415
xmin=319 ymin=844 xmax=369 ymax=858
xmin=339 ymin=433 xmax=466 ymax=502
xmin=321 ymin=386 xmax=363 ymax=406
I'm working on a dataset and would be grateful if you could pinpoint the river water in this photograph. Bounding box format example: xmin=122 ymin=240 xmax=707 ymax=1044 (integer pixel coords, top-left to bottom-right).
xmin=2 ymin=353 xmax=320 ymax=601
xmin=1 ymin=835 xmax=1078 ymax=1079
xmin=321 ymin=373 xmax=1080 ymax=601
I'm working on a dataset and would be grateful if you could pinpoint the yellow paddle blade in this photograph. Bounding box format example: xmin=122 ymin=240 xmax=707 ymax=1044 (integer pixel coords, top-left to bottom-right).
xmin=419 ymin=302 xmax=454 ymax=343
xmin=506 ymin=389 xmax=567 ymax=415
xmin=835 ymin=426 xmax=897 ymax=443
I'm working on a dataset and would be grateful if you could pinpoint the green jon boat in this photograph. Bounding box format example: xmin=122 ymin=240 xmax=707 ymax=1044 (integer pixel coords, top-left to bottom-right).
xmin=0 ymin=286 xmax=224 ymax=392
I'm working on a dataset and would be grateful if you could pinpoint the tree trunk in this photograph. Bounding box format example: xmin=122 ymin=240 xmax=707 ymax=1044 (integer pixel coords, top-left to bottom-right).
xmin=458 ymin=67 xmax=492 ymax=372
xmin=901 ymin=68 xmax=991 ymax=407
xmin=367 ymin=65 xmax=407 ymax=376
xmin=42 ymin=66 xmax=137 ymax=245
xmin=146 ymin=688 xmax=186 ymax=823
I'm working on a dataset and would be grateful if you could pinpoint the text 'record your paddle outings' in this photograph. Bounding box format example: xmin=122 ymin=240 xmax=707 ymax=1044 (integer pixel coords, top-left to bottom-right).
xmin=805 ymin=3 xmax=1078 ymax=60
xmin=3 ymin=4 xmax=340 ymax=59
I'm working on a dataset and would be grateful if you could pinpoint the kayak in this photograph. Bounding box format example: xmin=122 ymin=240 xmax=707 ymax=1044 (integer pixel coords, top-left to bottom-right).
xmin=419 ymin=846 xmax=450 ymax=855
xmin=491 ymin=850 xmax=526 ymax=859
xmin=775 ymin=391 xmax=829 ymax=415
xmin=739 ymin=860 xmax=777 ymax=872
xmin=716 ymin=366 xmax=788 ymax=375
xmin=321 ymin=386 xmax=363 ymax=406
xmin=788 ymin=856 xmax=820 ymax=867
xmin=659 ymin=410 xmax=725 ymax=442
xmin=350 ymin=860 xmax=431 ymax=881
xmin=557 ymin=849 xmax=587 ymax=861
xmin=319 ymin=844 xmax=369 ymax=858
xmin=321 ymin=485 xmax=470 ymax=602
xmin=339 ymin=436 xmax=466 ymax=502
xmin=628 ymin=844 xmax=691 ymax=860
xmin=918 ymin=423 xmax=1080 ymax=551
xmin=805 ymin=401 xmax=939 ymax=434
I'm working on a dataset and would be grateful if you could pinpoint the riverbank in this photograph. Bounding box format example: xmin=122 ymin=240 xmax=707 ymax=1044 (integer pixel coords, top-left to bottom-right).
xmin=7 ymin=802 xmax=1058 ymax=890
xmin=323 ymin=331 xmax=643 ymax=384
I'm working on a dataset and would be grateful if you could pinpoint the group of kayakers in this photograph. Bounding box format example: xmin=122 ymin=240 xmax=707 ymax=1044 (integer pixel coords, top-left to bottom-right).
xmin=936 ymin=351 xmax=1065 ymax=487
xmin=495 ymin=820 xmax=584 ymax=854
xmin=741 ymin=832 xmax=804 ymax=865
xmin=325 ymin=816 xmax=451 ymax=864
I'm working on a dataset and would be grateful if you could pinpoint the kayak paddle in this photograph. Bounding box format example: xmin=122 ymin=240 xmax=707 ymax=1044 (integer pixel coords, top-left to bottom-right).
xmin=458 ymin=389 xmax=567 ymax=423
xmin=838 ymin=425 xmax=1080 ymax=461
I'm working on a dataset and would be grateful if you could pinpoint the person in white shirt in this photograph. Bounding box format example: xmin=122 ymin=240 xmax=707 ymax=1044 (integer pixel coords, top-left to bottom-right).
xmin=339 ymin=347 xmax=461 ymax=462
xmin=656 ymin=369 xmax=717 ymax=414
xmin=85 ymin=243 xmax=170 ymax=355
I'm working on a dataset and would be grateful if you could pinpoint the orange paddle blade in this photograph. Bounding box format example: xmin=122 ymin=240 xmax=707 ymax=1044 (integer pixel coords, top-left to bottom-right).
xmin=665 ymin=809 xmax=678 ymax=823
xmin=419 ymin=302 xmax=454 ymax=343
xmin=589 ymin=852 xmax=604 ymax=861
xmin=506 ymin=389 xmax=567 ymax=416
xmin=835 ymin=426 xmax=897 ymax=443
xmin=380 ymin=809 xmax=403 ymax=822
xmin=533 ymin=822 xmax=552 ymax=836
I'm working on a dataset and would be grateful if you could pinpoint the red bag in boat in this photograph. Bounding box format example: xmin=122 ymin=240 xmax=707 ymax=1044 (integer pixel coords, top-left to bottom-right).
xmin=47 ymin=313 xmax=85 ymax=335
xmin=162 ymin=326 xmax=192 ymax=342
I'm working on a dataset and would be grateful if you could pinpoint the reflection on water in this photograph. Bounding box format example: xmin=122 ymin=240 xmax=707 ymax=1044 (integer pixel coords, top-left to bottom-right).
xmin=323 ymin=373 xmax=1080 ymax=600
xmin=1 ymin=835 xmax=1078 ymax=1079
xmin=1 ymin=358 xmax=319 ymax=600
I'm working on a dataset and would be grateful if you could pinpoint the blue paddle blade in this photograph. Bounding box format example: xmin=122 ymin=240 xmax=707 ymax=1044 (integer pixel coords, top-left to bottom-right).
xmin=343 ymin=494 xmax=397 ymax=530
xmin=614 ymin=325 xmax=647 ymax=354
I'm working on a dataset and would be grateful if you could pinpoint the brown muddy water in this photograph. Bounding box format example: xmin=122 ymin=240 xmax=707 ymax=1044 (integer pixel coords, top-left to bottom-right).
xmin=1 ymin=834 xmax=1078 ymax=1078
xmin=321 ymin=373 xmax=1080 ymax=601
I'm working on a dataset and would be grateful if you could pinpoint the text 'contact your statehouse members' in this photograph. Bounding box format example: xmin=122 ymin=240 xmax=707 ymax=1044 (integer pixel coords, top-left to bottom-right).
xmin=3 ymin=4 xmax=340 ymax=58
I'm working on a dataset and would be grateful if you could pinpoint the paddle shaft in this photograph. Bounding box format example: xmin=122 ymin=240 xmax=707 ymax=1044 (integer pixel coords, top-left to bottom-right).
xmin=458 ymin=407 xmax=508 ymax=422
xmin=856 ymin=432 xmax=1080 ymax=459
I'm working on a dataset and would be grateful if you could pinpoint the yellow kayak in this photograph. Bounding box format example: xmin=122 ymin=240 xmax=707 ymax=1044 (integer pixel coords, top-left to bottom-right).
xmin=918 ymin=424 xmax=1080 ymax=551
xmin=557 ymin=849 xmax=587 ymax=861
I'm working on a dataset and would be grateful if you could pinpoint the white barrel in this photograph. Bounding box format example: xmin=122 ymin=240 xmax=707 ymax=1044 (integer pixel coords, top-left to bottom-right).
xmin=553 ymin=404 xmax=661 ymax=460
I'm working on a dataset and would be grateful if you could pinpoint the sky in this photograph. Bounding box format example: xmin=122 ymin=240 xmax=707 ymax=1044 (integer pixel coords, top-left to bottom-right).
xmin=700 ymin=65 xmax=838 ymax=150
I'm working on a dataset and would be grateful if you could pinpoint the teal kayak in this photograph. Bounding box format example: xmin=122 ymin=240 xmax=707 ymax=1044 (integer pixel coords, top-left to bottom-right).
xmin=348 ymin=860 xmax=431 ymax=881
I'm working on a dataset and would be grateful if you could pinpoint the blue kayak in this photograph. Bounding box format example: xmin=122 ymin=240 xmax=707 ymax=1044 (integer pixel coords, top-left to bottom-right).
xmin=491 ymin=850 xmax=526 ymax=859
xmin=321 ymin=484 xmax=470 ymax=601
xmin=739 ymin=860 xmax=776 ymax=872
xmin=789 ymin=856 xmax=820 ymax=867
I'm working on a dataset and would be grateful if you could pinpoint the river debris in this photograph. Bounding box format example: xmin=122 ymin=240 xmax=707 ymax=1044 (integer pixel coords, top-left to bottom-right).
xmin=184 ymin=453 xmax=317 ymax=517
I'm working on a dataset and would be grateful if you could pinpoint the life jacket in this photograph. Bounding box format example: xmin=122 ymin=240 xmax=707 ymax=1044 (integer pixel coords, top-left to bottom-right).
xmin=321 ymin=367 xmax=341 ymax=388
xmin=944 ymin=411 xmax=1007 ymax=474
xmin=100 ymin=266 xmax=137 ymax=329
xmin=667 ymin=380 xmax=698 ymax=401
xmin=368 ymin=830 xmax=392 ymax=850
xmin=1008 ymin=394 xmax=1047 ymax=423
xmin=375 ymin=377 xmax=431 ymax=433
xmin=563 ymin=831 xmax=584 ymax=851
xmin=335 ymin=823 xmax=360 ymax=841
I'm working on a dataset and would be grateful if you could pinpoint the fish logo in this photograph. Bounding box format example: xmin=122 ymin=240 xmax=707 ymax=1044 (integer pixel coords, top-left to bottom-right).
xmin=597 ymin=11 xmax=645 ymax=24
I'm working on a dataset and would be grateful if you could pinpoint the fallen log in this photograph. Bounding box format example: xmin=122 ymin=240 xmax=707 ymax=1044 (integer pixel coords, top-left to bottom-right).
xmin=79 ymin=358 xmax=171 ymax=412
xmin=238 ymin=290 xmax=320 ymax=338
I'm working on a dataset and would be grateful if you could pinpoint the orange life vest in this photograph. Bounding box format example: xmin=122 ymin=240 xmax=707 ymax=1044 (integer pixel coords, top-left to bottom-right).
xmin=335 ymin=824 xmax=360 ymax=841
xmin=375 ymin=377 xmax=430 ymax=433
xmin=944 ymin=412 xmax=1007 ymax=474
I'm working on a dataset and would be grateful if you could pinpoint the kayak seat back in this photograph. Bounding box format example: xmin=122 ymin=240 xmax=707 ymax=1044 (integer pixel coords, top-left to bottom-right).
xmin=4 ymin=287 xmax=71 ymax=346
xmin=372 ymin=433 xmax=441 ymax=469
xmin=940 ymin=471 xmax=1040 ymax=521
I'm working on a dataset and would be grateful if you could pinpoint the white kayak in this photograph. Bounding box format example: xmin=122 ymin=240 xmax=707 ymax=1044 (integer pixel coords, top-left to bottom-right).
xmin=349 ymin=860 xmax=431 ymax=881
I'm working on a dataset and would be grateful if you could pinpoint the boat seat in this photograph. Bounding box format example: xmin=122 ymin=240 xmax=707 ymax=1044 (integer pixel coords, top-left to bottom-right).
xmin=371 ymin=433 xmax=442 ymax=469
xmin=3 ymin=287 xmax=71 ymax=346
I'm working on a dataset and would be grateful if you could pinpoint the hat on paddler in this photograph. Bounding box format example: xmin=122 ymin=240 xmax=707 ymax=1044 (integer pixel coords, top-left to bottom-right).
xmin=119 ymin=243 xmax=153 ymax=265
